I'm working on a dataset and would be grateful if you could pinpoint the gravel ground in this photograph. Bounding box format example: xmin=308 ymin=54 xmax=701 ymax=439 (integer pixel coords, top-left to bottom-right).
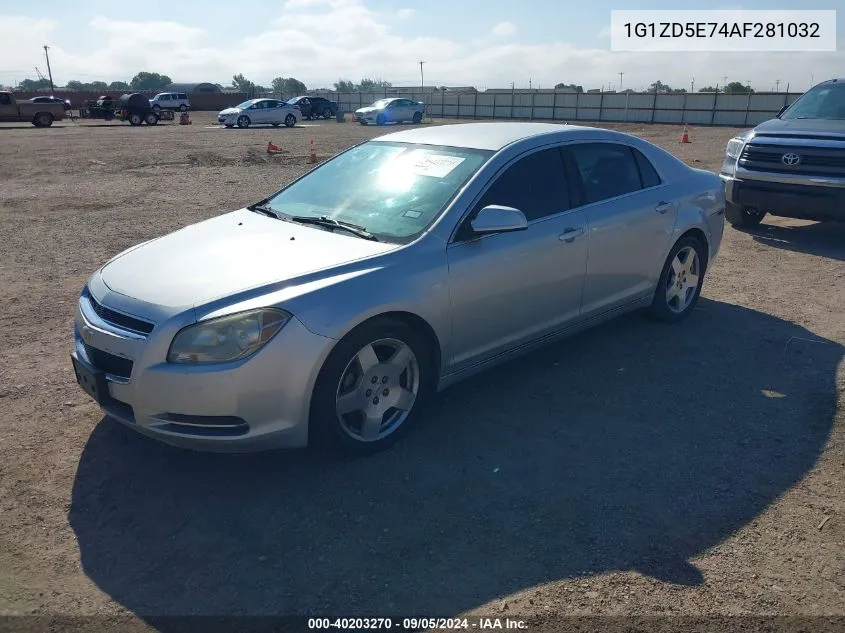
xmin=1 ymin=113 xmax=844 ymax=632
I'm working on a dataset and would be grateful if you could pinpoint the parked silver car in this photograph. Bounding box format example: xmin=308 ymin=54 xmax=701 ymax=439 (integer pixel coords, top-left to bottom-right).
xmin=71 ymin=123 xmax=725 ymax=455
xmin=355 ymin=97 xmax=425 ymax=125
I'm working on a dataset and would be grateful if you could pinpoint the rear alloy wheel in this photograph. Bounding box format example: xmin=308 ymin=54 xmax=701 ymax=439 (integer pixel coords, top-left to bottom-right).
xmin=649 ymin=237 xmax=706 ymax=322
xmin=128 ymin=113 xmax=142 ymax=126
xmin=284 ymin=114 xmax=296 ymax=127
xmin=725 ymin=202 xmax=765 ymax=228
xmin=310 ymin=319 xmax=433 ymax=455
xmin=33 ymin=112 xmax=53 ymax=128
xmin=237 ymin=115 xmax=251 ymax=128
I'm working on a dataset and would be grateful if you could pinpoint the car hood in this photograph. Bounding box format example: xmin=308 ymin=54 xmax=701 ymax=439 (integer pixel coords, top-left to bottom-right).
xmin=356 ymin=106 xmax=379 ymax=114
xmin=99 ymin=209 xmax=396 ymax=308
xmin=753 ymin=117 xmax=845 ymax=139
xmin=219 ymin=107 xmax=242 ymax=115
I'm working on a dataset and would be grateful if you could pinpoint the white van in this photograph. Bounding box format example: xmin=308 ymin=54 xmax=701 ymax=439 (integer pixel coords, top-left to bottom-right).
xmin=149 ymin=93 xmax=191 ymax=111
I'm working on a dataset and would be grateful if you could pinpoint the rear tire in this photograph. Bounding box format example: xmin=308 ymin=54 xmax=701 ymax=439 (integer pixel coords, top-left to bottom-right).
xmin=648 ymin=236 xmax=707 ymax=323
xmin=145 ymin=113 xmax=158 ymax=125
xmin=33 ymin=112 xmax=53 ymax=128
xmin=725 ymin=202 xmax=765 ymax=228
xmin=309 ymin=318 xmax=435 ymax=456
xmin=179 ymin=104 xmax=188 ymax=112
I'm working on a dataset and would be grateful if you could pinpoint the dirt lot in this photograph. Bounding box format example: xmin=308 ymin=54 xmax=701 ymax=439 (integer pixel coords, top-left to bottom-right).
xmin=1 ymin=112 xmax=844 ymax=632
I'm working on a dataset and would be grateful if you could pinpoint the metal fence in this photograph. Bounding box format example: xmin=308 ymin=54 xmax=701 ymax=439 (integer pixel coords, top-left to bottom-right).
xmin=332 ymin=89 xmax=803 ymax=127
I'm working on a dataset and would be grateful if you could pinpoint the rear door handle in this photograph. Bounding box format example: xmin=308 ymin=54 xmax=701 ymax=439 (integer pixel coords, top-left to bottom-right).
xmin=559 ymin=227 xmax=584 ymax=243
xmin=655 ymin=201 xmax=673 ymax=215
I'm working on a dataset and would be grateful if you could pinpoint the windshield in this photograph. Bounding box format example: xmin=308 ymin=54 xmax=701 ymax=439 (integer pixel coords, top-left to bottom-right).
xmin=371 ymin=99 xmax=392 ymax=108
xmin=234 ymin=99 xmax=258 ymax=109
xmin=781 ymin=82 xmax=845 ymax=120
xmin=285 ymin=98 xmax=298 ymax=105
xmin=260 ymin=141 xmax=492 ymax=243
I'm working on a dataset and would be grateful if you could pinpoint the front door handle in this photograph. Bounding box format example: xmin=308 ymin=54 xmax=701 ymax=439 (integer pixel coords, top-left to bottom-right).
xmin=559 ymin=227 xmax=584 ymax=243
xmin=655 ymin=201 xmax=673 ymax=215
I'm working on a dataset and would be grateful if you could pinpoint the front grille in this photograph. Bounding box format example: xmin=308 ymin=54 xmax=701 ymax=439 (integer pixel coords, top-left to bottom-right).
xmin=84 ymin=288 xmax=154 ymax=334
xmin=739 ymin=142 xmax=845 ymax=177
xmin=82 ymin=342 xmax=134 ymax=380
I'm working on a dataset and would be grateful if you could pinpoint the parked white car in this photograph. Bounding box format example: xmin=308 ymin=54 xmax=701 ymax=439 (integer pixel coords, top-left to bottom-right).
xmin=218 ymin=99 xmax=300 ymax=128
xmin=149 ymin=92 xmax=190 ymax=112
xmin=355 ymin=98 xmax=425 ymax=125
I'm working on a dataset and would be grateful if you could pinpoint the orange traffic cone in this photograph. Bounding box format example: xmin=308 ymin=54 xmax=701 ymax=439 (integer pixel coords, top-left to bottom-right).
xmin=680 ymin=124 xmax=691 ymax=143
xmin=267 ymin=141 xmax=281 ymax=154
xmin=309 ymin=139 xmax=317 ymax=164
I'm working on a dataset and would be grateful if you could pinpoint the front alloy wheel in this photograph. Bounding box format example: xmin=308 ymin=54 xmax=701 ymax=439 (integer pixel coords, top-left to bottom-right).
xmin=310 ymin=318 xmax=432 ymax=455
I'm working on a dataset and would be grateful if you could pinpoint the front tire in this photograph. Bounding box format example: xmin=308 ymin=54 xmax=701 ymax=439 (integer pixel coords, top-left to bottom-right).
xmin=284 ymin=114 xmax=296 ymax=127
xmin=237 ymin=115 xmax=251 ymax=128
xmin=413 ymin=111 xmax=423 ymax=124
xmin=649 ymin=236 xmax=706 ymax=322
xmin=309 ymin=318 xmax=434 ymax=456
xmin=376 ymin=113 xmax=386 ymax=126
xmin=725 ymin=202 xmax=765 ymax=228
xmin=323 ymin=107 xmax=333 ymax=119
xmin=179 ymin=104 xmax=188 ymax=112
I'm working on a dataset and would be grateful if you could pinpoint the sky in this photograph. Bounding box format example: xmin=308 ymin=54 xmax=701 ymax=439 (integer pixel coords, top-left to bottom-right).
xmin=0 ymin=0 xmax=842 ymax=92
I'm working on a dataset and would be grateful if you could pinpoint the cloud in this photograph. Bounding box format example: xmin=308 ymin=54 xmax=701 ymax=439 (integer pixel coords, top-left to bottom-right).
xmin=491 ymin=21 xmax=517 ymax=37
xmin=396 ymin=8 xmax=415 ymax=20
xmin=0 ymin=4 xmax=839 ymax=92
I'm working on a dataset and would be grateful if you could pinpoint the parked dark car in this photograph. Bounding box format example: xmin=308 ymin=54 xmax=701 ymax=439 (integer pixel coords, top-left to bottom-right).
xmin=720 ymin=78 xmax=845 ymax=227
xmin=30 ymin=96 xmax=72 ymax=111
xmin=285 ymin=96 xmax=338 ymax=120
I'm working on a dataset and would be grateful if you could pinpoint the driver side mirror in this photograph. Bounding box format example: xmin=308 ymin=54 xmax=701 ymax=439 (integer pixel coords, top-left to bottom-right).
xmin=470 ymin=205 xmax=528 ymax=234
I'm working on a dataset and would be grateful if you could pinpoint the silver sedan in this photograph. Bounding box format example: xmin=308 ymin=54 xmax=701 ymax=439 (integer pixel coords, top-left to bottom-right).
xmin=71 ymin=123 xmax=725 ymax=455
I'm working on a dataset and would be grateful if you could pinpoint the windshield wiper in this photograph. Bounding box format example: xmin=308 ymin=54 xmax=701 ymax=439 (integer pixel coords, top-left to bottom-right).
xmin=249 ymin=203 xmax=283 ymax=219
xmin=289 ymin=215 xmax=379 ymax=241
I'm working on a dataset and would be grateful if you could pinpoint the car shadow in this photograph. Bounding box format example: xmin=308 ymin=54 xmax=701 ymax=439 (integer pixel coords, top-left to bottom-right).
xmin=745 ymin=220 xmax=845 ymax=262
xmin=69 ymin=298 xmax=842 ymax=622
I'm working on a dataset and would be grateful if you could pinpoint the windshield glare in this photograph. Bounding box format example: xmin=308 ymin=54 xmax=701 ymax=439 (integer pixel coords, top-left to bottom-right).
xmin=235 ymin=100 xmax=257 ymax=109
xmin=372 ymin=99 xmax=392 ymax=108
xmin=782 ymin=82 xmax=845 ymax=120
xmin=261 ymin=141 xmax=492 ymax=243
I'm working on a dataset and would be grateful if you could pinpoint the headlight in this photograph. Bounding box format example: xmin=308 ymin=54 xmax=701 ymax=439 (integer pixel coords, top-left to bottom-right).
xmin=167 ymin=308 xmax=290 ymax=364
xmin=725 ymin=137 xmax=746 ymax=160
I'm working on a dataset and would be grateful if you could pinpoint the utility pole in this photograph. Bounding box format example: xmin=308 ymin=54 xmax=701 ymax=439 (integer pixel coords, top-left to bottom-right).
xmin=619 ymin=71 xmax=624 ymax=90
xmin=690 ymin=77 xmax=694 ymax=92
xmin=775 ymin=79 xmax=781 ymax=92
xmin=418 ymin=60 xmax=425 ymax=91
xmin=529 ymin=77 xmax=532 ymax=90
xmin=43 ymin=45 xmax=54 ymax=93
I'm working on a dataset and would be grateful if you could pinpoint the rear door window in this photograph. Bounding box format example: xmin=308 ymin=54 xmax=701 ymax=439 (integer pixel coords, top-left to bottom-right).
xmin=568 ymin=143 xmax=645 ymax=204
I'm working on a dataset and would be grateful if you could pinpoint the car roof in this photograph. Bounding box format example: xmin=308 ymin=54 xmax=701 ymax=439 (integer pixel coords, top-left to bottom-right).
xmin=375 ymin=122 xmax=601 ymax=151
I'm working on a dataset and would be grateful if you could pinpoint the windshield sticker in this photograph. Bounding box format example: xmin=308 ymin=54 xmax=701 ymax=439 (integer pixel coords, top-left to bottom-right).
xmin=402 ymin=210 xmax=422 ymax=219
xmin=395 ymin=151 xmax=466 ymax=178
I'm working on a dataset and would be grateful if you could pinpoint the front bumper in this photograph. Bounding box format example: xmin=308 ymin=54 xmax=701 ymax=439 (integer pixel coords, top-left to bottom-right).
xmin=722 ymin=172 xmax=845 ymax=222
xmin=355 ymin=112 xmax=378 ymax=124
xmin=72 ymin=290 xmax=336 ymax=452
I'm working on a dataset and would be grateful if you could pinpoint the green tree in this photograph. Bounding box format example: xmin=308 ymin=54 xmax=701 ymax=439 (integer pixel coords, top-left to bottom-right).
xmin=130 ymin=72 xmax=172 ymax=91
xmin=272 ymin=77 xmax=307 ymax=96
xmin=109 ymin=80 xmax=130 ymax=91
xmin=554 ymin=82 xmax=583 ymax=92
xmin=698 ymin=85 xmax=719 ymax=92
xmin=357 ymin=78 xmax=392 ymax=91
xmin=65 ymin=80 xmax=87 ymax=91
xmin=334 ymin=79 xmax=355 ymax=92
xmin=725 ymin=81 xmax=753 ymax=94
xmin=18 ymin=78 xmax=51 ymax=91
xmin=231 ymin=73 xmax=254 ymax=92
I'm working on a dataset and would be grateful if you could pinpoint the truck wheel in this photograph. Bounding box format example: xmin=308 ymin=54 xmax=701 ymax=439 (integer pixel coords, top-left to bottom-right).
xmin=179 ymin=104 xmax=188 ymax=112
xmin=323 ymin=107 xmax=332 ymax=119
xmin=145 ymin=113 xmax=158 ymax=125
xmin=725 ymin=203 xmax=765 ymax=228
xmin=237 ymin=115 xmax=251 ymax=128
xmin=33 ymin=112 xmax=54 ymax=128
xmin=129 ymin=113 xmax=142 ymax=126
